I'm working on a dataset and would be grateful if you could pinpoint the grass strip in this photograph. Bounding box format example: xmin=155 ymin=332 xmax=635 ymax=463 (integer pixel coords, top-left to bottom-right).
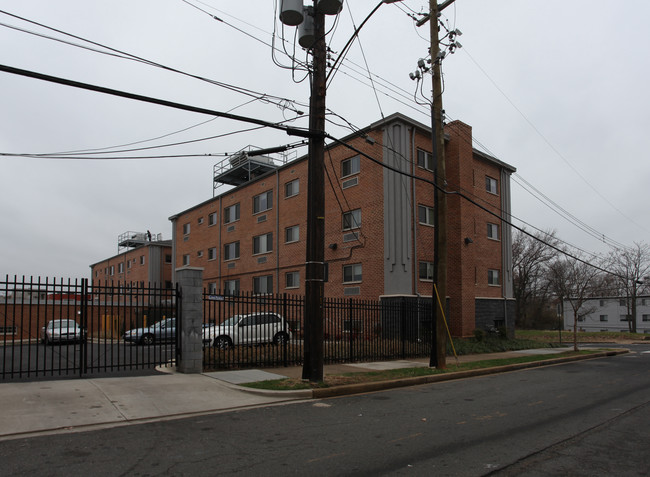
xmin=241 ymin=350 xmax=600 ymax=391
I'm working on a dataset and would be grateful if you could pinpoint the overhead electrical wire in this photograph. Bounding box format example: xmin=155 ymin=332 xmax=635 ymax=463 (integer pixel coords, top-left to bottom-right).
xmin=0 ymin=9 xmax=308 ymax=116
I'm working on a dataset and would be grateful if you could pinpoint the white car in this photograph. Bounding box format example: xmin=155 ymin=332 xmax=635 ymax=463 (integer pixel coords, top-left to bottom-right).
xmin=203 ymin=312 xmax=291 ymax=349
xmin=41 ymin=319 xmax=85 ymax=344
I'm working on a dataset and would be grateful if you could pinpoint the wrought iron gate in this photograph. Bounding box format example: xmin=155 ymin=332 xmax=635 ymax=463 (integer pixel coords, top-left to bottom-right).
xmin=0 ymin=276 xmax=180 ymax=380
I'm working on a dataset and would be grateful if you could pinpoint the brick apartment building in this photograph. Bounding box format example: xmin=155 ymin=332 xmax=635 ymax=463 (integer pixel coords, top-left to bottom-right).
xmin=169 ymin=113 xmax=516 ymax=337
xmin=90 ymin=231 xmax=173 ymax=288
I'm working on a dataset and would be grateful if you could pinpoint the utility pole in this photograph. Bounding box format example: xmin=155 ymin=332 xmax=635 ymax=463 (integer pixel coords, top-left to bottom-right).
xmin=302 ymin=2 xmax=326 ymax=382
xmin=428 ymin=0 xmax=449 ymax=369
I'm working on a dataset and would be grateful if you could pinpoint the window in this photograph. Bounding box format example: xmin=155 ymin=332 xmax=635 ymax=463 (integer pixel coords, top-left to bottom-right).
xmin=285 ymin=225 xmax=299 ymax=243
xmin=418 ymin=205 xmax=434 ymax=226
xmin=341 ymin=156 xmax=360 ymax=177
xmin=182 ymin=223 xmax=190 ymax=235
xmin=208 ymin=247 xmax=217 ymax=261
xmin=619 ymin=299 xmax=626 ymax=306
xmin=600 ymin=299 xmax=606 ymax=307
xmin=165 ymin=254 xmax=172 ymax=264
xmin=224 ymin=279 xmax=240 ymax=295
xmin=285 ymin=179 xmax=299 ymax=198
xmin=140 ymin=255 xmax=145 ymax=265
xmin=343 ymin=263 xmax=362 ymax=283
xmin=417 ymin=149 xmax=434 ymax=171
xmin=419 ymin=261 xmax=434 ymax=281
xmin=118 ymin=263 xmax=124 ymax=273
xmin=488 ymin=269 xmax=500 ymax=286
xmin=207 ymin=282 xmax=217 ymax=294
xmin=223 ymin=203 xmax=240 ymax=224
xmin=253 ymin=233 xmax=273 ymax=254
xmin=127 ymin=260 xmax=132 ymax=270
xmin=208 ymin=212 xmax=217 ymax=226
xmin=182 ymin=254 xmax=190 ymax=266
xmin=253 ymin=275 xmax=273 ymax=294
xmin=253 ymin=191 xmax=273 ymax=214
xmin=224 ymin=241 xmax=240 ymax=261
xmin=198 ymin=217 xmax=204 ymax=225
xmin=600 ymin=315 xmax=608 ymax=322
xmin=197 ymin=250 xmax=203 ymax=258
xmin=486 ymin=176 xmax=498 ymax=194
xmin=286 ymin=271 xmax=300 ymax=289
xmin=643 ymin=315 xmax=650 ymax=322
xmin=487 ymin=223 xmax=499 ymax=240
xmin=342 ymin=209 xmax=361 ymax=231
xmin=620 ymin=315 xmax=630 ymax=322
xmin=110 ymin=265 xmax=115 ymax=276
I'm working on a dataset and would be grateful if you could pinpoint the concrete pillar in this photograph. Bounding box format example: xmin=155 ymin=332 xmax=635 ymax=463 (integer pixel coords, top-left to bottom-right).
xmin=176 ymin=267 xmax=204 ymax=374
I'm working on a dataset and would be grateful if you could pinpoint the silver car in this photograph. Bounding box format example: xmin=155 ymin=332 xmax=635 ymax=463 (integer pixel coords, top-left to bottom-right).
xmin=41 ymin=319 xmax=85 ymax=344
xmin=203 ymin=312 xmax=291 ymax=349
xmin=123 ymin=318 xmax=176 ymax=345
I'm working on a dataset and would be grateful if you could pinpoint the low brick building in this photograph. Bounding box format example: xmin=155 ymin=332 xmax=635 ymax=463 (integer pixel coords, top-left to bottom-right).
xmin=90 ymin=231 xmax=173 ymax=288
xmin=169 ymin=113 xmax=516 ymax=337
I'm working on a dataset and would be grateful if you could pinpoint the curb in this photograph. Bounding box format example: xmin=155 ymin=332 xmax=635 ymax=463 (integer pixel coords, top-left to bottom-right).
xmin=232 ymin=349 xmax=629 ymax=399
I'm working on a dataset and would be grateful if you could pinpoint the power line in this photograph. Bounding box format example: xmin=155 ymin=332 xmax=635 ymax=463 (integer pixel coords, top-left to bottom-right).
xmin=0 ymin=9 xmax=308 ymax=115
xmin=0 ymin=63 xmax=318 ymax=139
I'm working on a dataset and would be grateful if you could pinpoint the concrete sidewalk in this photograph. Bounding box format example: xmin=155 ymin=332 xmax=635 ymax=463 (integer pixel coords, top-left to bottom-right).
xmin=0 ymin=347 xmax=577 ymax=441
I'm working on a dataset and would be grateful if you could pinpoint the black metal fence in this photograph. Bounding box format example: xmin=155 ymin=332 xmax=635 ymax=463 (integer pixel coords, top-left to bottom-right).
xmin=202 ymin=291 xmax=433 ymax=370
xmin=0 ymin=276 xmax=179 ymax=380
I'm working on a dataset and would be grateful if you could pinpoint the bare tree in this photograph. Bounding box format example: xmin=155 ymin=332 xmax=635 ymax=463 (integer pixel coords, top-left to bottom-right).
xmin=512 ymin=228 xmax=561 ymax=328
xmin=607 ymin=243 xmax=650 ymax=333
xmin=548 ymin=256 xmax=603 ymax=351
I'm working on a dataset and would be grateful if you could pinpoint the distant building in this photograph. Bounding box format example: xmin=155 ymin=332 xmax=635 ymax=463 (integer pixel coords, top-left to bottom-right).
xmin=563 ymin=296 xmax=650 ymax=333
xmin=89 ymin=231 xmax=173 ymax=288
xmin=169 ymin=113 xmax=516 ymax=337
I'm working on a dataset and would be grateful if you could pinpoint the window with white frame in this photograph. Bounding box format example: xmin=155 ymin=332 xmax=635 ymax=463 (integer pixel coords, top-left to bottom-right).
xmin=488 ymin=269 xmax=500 ymax=286
xmin=182 ymin=223 xmax=190 ymax=235
xmin=485 ymin=176 xmax=498 ymax=194
xmin=224 ymin=279 xmax=240 ymax=295
xmin=198 ymin=217 xmax=204 ymax=225
xmin=643 ymin=314 xmax=650 ymax=322
xmin=341 ymin=155 xmax=360 ymax=177
xmin=419 ymin=261 xmax=434 ymax=281
xmin=342 ymin=209 xmax=361 ymax=231
xmin=418 ymin=205 xmax=434 ymax=226
xmin=110 ymin=265 xmax=115 ymax=276
xmin=182 ymin=254 xmax=190 ymax=266
xmin=487 ymin=223 xmax=499 ymax=240
xmin=417 ymin=149 xmax=434 ymax=171
xmin=223 ymin=203 xmax=240 ymax=224
xmin=286 ymin=271 xmax=300 ymax=289
xmin=208 ymin=247 xmax=217 ymax=261
xmin=620 ymin=314 xmax=630 ymax=322
xmin=343 ymin=263 xmax=362 ymax=283
xmin=285 ymin=179 xmax=299 ymax=198
xmin=600 ymin=315 xmax=608 ymax=322
xmin=118 ymin=263 xmax=124 ymax=273
xmin=224 ymin=241 xmax=240 ymax=261
xmin=253 ymin=190 xmax=273 ymax=214
xmin=253 ymin=233 xmax=273 ymax=254
xmin=285 ymin=225 xmax=299 ymax=243
xmin=207 ymin=282 xmax=217 ymax=294
xmin=208 ymin=212 xmax=217 ymax=226
xmin=253 ymin=275 xmax=273 ymax=294
xmin=140 ymin=255 xmax=145 ymax=265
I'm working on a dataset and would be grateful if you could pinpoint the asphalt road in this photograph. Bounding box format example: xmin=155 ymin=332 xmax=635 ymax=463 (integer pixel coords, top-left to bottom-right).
xmin=1 ymin=344 xmax=649 ymax=476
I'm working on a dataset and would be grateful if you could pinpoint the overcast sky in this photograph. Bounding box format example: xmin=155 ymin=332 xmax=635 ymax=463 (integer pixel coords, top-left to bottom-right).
xmin=1 ymin=0 xmax=649 ymax=279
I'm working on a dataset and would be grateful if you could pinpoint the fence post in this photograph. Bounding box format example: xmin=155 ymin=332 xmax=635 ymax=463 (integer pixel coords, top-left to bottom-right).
xmin=176 ymin=267 xmax=204 ymax=374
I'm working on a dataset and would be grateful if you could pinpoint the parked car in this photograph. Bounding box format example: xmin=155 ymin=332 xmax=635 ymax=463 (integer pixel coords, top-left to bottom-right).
xmin=41 ymin=319 xmax=85 ymax=344
xmin=203 ymin=312 xmax=292 ymax=349
xmin=123 ymin=318 xmax=176 ymax=345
